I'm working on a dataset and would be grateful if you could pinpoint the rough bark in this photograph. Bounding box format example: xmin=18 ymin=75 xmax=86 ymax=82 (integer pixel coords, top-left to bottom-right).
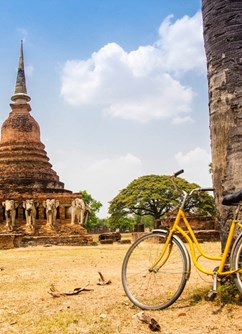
xmin=202 ymin=0 xmax=242 ymax=249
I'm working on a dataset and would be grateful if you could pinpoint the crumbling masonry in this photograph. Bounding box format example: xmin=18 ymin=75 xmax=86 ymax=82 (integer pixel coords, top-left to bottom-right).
xmin=0 ymin=41 xmax=92 ymax=248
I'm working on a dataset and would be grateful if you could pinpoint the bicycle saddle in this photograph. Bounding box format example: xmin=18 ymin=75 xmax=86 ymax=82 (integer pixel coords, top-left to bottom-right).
xmin=222 ymin=189 xmax=242 ymax=206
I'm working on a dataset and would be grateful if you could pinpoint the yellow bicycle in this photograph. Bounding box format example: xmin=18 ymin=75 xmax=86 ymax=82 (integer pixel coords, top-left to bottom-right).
xmin=122 ymin=170 xmax=242 ymax=310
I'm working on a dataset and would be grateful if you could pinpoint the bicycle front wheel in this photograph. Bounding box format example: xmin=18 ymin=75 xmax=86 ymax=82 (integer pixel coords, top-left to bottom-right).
xmin=231 ymin=235 xmax=242 ymax=294
xmin=122 ymin=231 xmax=190 ymax=310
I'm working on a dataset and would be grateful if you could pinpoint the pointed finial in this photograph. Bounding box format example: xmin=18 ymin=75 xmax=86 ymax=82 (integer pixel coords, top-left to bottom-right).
xmin=11 ymin=40 xmax=31 ymax=103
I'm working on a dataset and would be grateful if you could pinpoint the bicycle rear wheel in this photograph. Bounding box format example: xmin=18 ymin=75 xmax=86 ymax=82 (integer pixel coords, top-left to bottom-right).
xmin=122 ymin=231 xmax=190 ymax=310
xmin=231 ymin=235 xmax=242 ymax=294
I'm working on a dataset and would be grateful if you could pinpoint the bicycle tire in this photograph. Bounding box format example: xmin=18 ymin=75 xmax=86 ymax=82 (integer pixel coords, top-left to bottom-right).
xmin=121 ymin=230 xmax=190 ymax=310
xmin=230 ymin=234 xmax=242 ymax=294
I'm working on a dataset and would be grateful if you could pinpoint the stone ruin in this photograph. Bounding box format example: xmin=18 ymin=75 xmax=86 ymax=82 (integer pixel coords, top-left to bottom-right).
xmin=0 ymin=41 xmax=93 ymax=248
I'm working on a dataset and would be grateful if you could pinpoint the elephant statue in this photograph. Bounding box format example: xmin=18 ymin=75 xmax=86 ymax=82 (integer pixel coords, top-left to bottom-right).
xmin=23 ymin=199 xmax=39 ymax=230
xmin=43 ymin=199 xmax=59 ymax=229
xmin=2 ymin=199 xmax=19 ymax=231
xmin=70 ymin=198 xmax=88 ymax=225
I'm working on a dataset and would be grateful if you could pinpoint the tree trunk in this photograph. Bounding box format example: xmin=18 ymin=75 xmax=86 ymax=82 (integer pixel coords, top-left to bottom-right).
xmin=202 ymin=0 xmax=242 ymax=250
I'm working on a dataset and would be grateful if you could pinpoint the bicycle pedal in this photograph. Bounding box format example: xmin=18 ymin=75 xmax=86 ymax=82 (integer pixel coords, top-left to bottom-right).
xmin=205 ymin=290 xmax=217 ymax=301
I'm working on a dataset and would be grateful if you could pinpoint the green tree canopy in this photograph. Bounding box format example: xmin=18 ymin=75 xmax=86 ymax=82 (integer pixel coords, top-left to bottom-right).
xmin=108 ymin=175 xmax=216 ymax=221
xmin=80 ymin=190 xmax=102 ymax=231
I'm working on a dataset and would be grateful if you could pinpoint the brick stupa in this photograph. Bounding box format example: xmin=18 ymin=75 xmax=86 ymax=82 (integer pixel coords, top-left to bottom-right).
xmin=0 ymin=41 xmax=69 ymax=194
xmin=0 ymin=42 xmax=93 ymax=248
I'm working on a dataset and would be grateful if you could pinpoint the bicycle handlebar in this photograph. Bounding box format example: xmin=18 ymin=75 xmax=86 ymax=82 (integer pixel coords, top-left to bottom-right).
xmin=173 ymin=169 xmax=184 ymax=177
xmin=171 ymin=170 xmax=214 ymax=208
xmin=172 ymin=170 xmax=214 ymax=193
xmin=193 ymin=187 xmax=214 ymax=193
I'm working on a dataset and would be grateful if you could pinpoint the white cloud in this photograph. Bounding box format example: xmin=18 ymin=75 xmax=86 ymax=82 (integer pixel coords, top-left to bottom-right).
xmin=54 ymin=152 xmax=143 ymax=218
xmin=60 ymin=11 xmax=205 ymax=123
xmin=175 ymin=147 xmax=212 ymax=187
xmin=172 ymin=115 xmax=194 ymax=124
xmin=157 ymin=12 xmax=206 ymax=74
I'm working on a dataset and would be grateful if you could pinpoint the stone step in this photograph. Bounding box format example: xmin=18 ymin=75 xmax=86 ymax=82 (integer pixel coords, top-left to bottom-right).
xmin=21 ymin=235 xmax=94 ymax=247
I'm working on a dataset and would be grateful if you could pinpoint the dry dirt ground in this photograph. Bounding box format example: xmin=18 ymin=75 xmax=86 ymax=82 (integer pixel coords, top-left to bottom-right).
xmin=0 ymin=241 xmax=241 ymax=334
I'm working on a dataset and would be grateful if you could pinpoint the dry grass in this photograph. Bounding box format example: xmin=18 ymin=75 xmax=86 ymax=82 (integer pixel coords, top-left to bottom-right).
xmin=0 ymin=242 xmax=241 ymax=334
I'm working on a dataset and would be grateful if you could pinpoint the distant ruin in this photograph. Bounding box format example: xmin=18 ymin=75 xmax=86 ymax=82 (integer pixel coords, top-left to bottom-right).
xmin=0 ymin=41 xmax=93 ymax=248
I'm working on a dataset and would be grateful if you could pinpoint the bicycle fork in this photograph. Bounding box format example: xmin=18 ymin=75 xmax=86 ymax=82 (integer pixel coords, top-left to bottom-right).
xmin=149 ymin=243 xmax=173 ymax=273
xmin=149 ymin=230 xmax=191 ymax=281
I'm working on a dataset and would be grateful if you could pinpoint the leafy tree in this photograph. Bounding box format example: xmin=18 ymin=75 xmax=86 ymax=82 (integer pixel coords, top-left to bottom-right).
xmin=136 ymin=214 xmax=154 ymax=230
xmin=107 ymin=212 xmax=154 ymax=232
xmin=108 ymin=175 xmax=216 ymax=223
xmin=80 ymin=190 xmax=102 ymax=232
xmin=89 ymin=218 xmax=110 ymax=233
xmin=108 ymin=215 xmax=135 ymax=232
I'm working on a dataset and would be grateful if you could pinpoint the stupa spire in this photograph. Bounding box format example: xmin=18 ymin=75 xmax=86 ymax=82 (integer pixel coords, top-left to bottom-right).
xmin=0 ymin=41 xmax=69 ymax=194
xmin=11 ymin=40 xmax=31 ymax=104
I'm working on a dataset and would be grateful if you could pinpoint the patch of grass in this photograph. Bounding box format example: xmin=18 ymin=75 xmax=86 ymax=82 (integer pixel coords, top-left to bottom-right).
xmin=26 ymin=310 xmax=84 ymax=334
xmin=217 ymin=279 xmax=242 ymax=305
xmin=189 ymin=287 xmax=210 ymax=305
xmin=189 ymin=280 xmax=242 ymax=306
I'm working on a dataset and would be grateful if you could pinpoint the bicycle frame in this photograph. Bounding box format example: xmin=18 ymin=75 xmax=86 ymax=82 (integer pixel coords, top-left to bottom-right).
xmin=149 ymin=207 xmax=242 ymax=277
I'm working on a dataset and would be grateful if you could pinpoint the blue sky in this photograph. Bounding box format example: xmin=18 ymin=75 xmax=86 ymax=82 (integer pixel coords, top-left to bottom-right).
xmin=0 ymin=0 xmax=211 ymax=217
